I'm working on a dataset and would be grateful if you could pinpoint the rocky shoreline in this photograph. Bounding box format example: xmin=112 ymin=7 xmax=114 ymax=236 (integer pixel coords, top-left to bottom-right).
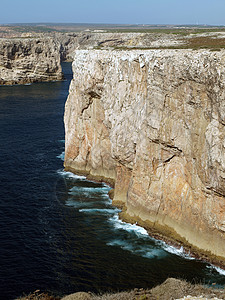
xmin=64 ymin=166 xmax=225 ymax=273
xmin=64 ymin=49 xmax=225 ymax=268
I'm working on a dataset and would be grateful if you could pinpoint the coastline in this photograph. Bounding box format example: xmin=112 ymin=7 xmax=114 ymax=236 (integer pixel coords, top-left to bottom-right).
xmin=63 ymin=166 xmax=225 ymax=272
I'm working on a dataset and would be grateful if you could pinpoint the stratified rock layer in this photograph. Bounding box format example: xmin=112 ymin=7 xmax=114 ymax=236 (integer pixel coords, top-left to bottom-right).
xmin=0 ymin=37 xmax=63 ymax=85
xmin=64 ymin=49 xmax=225 ymax=264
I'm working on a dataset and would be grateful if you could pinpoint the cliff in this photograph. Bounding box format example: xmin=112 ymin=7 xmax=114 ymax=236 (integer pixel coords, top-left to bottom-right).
xmin=64 ymin=49 xmax=225 ymax=266
xmin=0 ymin=37 xmax=63 ymax=85
xmin=55 ymin=31 xmax=184 ymax=62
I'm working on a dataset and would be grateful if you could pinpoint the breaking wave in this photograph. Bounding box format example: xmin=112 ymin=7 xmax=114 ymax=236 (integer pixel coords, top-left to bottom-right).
xmin=107 ymin=239 xmax=166 ymax=259
xmin=57 ymin=169 xmax=225 ymax=279
xmin=79 ymin=208 xmax=121 ymax=215
xmin=57 ymin=169 xmax=86 ymax=180
xmin=207 ymin=265 xmax=225 ymax=276
xmin=56 ymin=151 xmax=65 ymax=161
xmin=109 ymin=215 xmax=148 ymax=237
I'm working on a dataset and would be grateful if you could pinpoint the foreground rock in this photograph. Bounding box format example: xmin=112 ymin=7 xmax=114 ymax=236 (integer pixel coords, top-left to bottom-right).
xmin=64 ymin=49 xmax=225 ymax=266
xmin=16 ymin=278 xmax=225 ymax=299
xmin=0 ymin=37 xmax=63 ymax=85
xmin=61 ymin=278 xmax=225 ymax=299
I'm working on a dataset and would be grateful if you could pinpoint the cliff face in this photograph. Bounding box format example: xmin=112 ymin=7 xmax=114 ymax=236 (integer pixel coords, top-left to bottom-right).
xmin=64 ymin=49 xmax=225 ymax=264
xmin=0 ymin=37 xmax=63 ymax=85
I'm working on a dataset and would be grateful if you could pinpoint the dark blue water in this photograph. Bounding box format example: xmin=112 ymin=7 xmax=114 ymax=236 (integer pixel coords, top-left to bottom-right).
xmin=0 ymin=62 xmax=224 ymax=300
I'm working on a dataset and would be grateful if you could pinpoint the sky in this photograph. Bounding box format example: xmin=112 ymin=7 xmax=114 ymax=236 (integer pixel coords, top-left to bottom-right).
xmin=1 ymin=0 xmax=225 ymax=26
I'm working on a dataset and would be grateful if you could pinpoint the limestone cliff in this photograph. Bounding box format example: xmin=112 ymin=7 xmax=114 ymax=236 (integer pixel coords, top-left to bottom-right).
xmin=64 ymin=49 xmax=225 ymax=265
xmin=0 ymin=37 xmax=63 ymax=85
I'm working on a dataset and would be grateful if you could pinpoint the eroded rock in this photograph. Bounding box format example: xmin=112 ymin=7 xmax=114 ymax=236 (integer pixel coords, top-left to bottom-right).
xmin=0 ymin=37 xmax=63 ymax=85
xmin=64 ymin=49 xmax=225 ymax=265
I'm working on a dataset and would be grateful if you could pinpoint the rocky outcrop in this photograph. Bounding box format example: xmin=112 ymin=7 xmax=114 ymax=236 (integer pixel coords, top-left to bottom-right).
xmin=55 ymin=31 xmax=186 ymax=61
xmin=64 ymin=49 xmax=225 ymax=266
xmin=60 ymin=278 xmax=225 ymax=300
xmin=0 ymin=37 xmax=63 ymax=85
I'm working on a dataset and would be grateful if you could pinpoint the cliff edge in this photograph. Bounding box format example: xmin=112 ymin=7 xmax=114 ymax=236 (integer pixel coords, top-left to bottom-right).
xmin=64 ymin=49 xmax=225 ymax=266
xmin=0 ymin=37 xmax=63 ymax=85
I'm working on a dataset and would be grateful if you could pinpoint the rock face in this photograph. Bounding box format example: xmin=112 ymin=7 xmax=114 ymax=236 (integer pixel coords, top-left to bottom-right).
xmin=64 ymin=49 xmax=225 ymax=264
xmin=55 ymin=31 xmax=186 ymax=61
xmin=0 ymin=37 xmax=63 ymax=85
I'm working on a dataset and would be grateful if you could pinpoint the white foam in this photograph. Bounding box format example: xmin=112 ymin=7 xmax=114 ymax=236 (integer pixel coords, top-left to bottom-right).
xmin=107 ymin=239 xmax=166 ymax=259
xmin=110 ymin=214 xmax=194 ymax=259
xmin=57 ymin=168 xmax=208 ymax=263
xmin=58 ymin=139 xmax=65 ymax=143
xmin=109 ymin=215 xmax=148 ymax=236
xmin=57 ymin=169 xmax=86 ymax=180
xmin=56 ymin=151 xmax=65 ymax=161
xmin=79 ymin=208 xmax=120 ymax=215
xmin=69 ymin=186 xmax=110 ymax=194
xmin=65 ymin=199 xmax=95 ymax=208
xmin=108 ymin=215 xmax=197 ymax=260
xmin=159 ymin=241 xmax=194 ymax=260
xmin=68 ymin=186 xmax=111 ymax=201
xmin=207 ymin=265 xmax=225 ymax=276
xmin=215 ymin=266 xmax=225 ymax=276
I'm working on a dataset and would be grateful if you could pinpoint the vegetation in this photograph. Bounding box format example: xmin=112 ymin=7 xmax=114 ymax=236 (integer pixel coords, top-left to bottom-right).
xmin=187 ymin=36 xmax=225 ymax=49
xmin=104 ymin=27 xmax=225 ymax=35
xmin=12 ymin=25 xmax=59 ymax=33
xmin=17 ymin=278 xmax=225 ymax=300
xmin=17 ymin=290 xmax=60 ymax=300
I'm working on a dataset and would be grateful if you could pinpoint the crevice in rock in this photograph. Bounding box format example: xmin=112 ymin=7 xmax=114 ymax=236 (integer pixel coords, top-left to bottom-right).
xmin=163 ymin=154 xmax=176 ymax=164
xmin=205 ymin=186 xmax=225 ymax=198
xmin=151 ymin=138 xmax=183 ymax=154
xmin=80 ymin=91 xmax=101 ymax=115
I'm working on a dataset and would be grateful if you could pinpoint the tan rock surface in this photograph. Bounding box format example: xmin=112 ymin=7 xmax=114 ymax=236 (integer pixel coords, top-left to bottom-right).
xmin=0 ymin=37 xmax=63 ymax=85
xmin=62 ymin=292 xmax=92 ymax=300
xmin=64 ymin=49 xmax=225 ymax=265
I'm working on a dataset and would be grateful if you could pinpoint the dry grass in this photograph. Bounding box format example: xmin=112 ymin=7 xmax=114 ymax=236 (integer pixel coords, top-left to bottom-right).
xmin=89 ymin=278 xmax=225 ymax=300
xmin=19 ymin=278 xmax=224 ymax=300
xmin=17 ymin=289 xmax=60 ymax=300
xmin=187 ymin=36 xmax=225 ymax=49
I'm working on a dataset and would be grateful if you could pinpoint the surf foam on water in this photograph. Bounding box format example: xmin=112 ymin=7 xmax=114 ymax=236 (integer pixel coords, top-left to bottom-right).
xmin=214 ymin=266 xmax=225 ymax=276
xmin=109 ymin=215 xmax=148 ymax=237
xmin=107 ymin=239 xmax=166 ymax=259
xmin=69 ymin=185 xmax=110 ymax=194
xmin=57 ymin=170 xmax=214 ymax=267
xmin=159 ymin=242 xmax=194 ymax=260
xmin=108 ymin=215 xmax=197 ymax=260
xmin=65 ymin=198 xmax=97 ymax=208
xmin=56 ymin=151 xmax=65 ymax=161
xmin=57 ymin=169 xmax=86 ymax=180
xmin=207 ymin=265 xmax=225 ymax=276
xmin=79 ymin=208 xmax=121 ymax=215
xmin=68 ymin=185 xmax=111 ymax=200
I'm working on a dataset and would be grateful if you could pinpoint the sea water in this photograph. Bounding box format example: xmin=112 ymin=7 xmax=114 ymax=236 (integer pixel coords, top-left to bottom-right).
xmin=0 ymin=63 xmax=224 ymax=300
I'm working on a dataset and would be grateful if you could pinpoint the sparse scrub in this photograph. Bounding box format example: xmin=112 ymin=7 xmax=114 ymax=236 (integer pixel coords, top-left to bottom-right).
xmin=17 ymin=290 xmax=60 ymax=300
xmin=18 ymin=278 xmax=225 ymax=300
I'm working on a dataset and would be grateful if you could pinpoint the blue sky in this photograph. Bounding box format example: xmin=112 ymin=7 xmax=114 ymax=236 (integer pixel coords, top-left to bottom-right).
xmin=1 ymin=0 xmax=225 ymax=25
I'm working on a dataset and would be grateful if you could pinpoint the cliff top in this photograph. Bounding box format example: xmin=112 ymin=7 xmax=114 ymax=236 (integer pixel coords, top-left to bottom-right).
xmin=1 ymin=24 xmax=225 ymax=50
